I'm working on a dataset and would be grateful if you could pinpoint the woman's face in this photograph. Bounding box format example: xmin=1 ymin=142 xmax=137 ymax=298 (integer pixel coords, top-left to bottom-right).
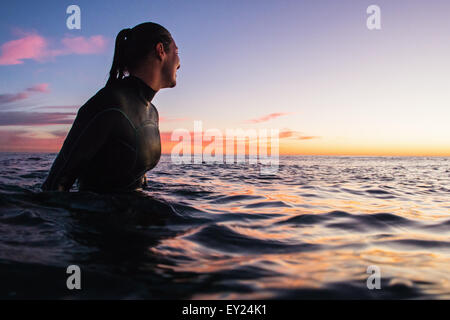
xmin=162 ymin=40 xmax=180 ymax=88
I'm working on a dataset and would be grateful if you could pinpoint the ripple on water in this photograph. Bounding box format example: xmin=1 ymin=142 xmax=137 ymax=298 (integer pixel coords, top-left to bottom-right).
xmin=244 ymin=201 xmax=291 ymax=209
xmin=209 ymin=194 xmax=265 ymax=204
xmin=185 ymin=224 xmax=321 ymax=254
xmin=0 ymin=209 xmax=49 ymax=226
xmin=377 ymin=239 xmax=450 ymax=251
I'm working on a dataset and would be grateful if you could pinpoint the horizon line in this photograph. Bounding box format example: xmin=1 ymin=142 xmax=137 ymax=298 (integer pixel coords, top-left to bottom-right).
xmin=1 ymin=150 xmax=449 ymax=158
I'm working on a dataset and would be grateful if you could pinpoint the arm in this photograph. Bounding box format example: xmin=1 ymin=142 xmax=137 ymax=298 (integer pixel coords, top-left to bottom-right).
xmin=42 ymin=107 xmax=122 ymax=191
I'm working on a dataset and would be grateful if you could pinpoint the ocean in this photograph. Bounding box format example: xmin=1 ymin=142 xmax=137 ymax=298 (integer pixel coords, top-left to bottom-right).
xmin=0 ymin=153 xmax=449 ymax=299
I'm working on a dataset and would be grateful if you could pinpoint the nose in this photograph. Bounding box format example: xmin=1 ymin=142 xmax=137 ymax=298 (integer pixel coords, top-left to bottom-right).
xmin=177 ymin=64 xmax=180 ymax=70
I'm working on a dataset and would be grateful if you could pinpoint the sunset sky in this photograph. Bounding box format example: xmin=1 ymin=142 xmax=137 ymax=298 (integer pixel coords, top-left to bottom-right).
xmin=0 ymin=0 xmax=449 ymax=156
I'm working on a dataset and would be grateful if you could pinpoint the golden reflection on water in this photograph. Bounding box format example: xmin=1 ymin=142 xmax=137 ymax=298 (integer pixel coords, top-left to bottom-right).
xmin=166 ymin=174 xmax=450 ymax=222
xmin=152 ymin=237 xmax=450 ymax=299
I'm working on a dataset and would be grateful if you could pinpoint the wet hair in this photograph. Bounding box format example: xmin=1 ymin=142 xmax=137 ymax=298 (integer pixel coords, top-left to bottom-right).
xmin=106 ymin=22 xmax=173 ymax=86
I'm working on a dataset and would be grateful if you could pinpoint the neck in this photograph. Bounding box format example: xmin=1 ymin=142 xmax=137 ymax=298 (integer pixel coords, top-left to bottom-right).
xmin=130 ymin=65 xmax=162 ymax=92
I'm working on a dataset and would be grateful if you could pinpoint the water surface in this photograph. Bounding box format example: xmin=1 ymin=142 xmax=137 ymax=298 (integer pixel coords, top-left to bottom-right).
xmin=0 ymin=153 xmax=449 ymax=299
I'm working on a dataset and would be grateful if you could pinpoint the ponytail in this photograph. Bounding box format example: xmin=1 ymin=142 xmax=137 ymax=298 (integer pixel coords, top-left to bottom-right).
xmin=106 ymin=28 xmax=132 ymax=86
xmin=106 ymin=23 xmax=173 ymax=87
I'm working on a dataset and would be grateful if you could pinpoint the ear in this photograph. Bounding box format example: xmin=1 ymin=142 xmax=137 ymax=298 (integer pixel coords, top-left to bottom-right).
xmin=155 ymin=42 xmax=165 ymax=61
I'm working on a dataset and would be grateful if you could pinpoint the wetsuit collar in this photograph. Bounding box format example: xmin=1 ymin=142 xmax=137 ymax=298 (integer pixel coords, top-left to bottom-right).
xmin=128 ymin=75 xmax=157 ymax=102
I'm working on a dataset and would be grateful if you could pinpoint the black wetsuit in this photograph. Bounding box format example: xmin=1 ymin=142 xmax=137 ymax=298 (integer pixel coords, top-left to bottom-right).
xmin=42 ymin=76 xmax=161 ymax=192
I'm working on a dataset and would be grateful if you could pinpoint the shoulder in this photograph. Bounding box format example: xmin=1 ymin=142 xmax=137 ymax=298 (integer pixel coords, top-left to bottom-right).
xmin=77 ymin=86 xmax=108 ymax=114
xmin=73 ymin=88 xmax=131 ymax=130
xmin=77 ymin=83 xmax=128 ymax=115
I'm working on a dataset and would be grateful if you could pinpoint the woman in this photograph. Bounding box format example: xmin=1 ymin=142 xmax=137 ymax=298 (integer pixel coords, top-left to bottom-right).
xmin=42 ymin=22 xmax=180 ymax=192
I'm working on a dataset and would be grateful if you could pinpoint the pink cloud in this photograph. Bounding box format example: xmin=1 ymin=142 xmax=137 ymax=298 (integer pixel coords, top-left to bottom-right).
xmin=246 ymin=112 xmax=290 ymax=124
xmin=60 ymin=35 xmax=107 ymax=55
xmin=32 ymin=105 xmax=79 ymax=111
xmin=0 ymin=92 xmax=29 ymax=104
xmin=0 ymin=111 xmax=76 ymax=126
xmin=0 ymin=31 xmax=108 ymax=66
xmin=0 ymin=83 xmax=50 ymax=104
xmin=0 ymin=33 xmax=47 ymax=65
xmin=49 ymin=129 xmax=69 ymax=138
xmin=0 ymin=128 xmax=65 ymax=152
xmin=26 ymin=83 xmax=50 ymax=93
xmin=279 ymin=129 xmax=320 ymax=140
xmin=279 ymin=129 xmax=294 ymax=139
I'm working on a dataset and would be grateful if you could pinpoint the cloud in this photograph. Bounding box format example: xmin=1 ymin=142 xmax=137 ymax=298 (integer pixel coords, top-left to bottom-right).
xmin=0 ymin=92 xmax=29 ymax=104
xmin=0 ymin=33 xmax=47 ymax=65
xmin=26 ymin=83 xmax=50 ymax=93
xmin=0 ymin=30 xmax=108 ymax=65
xmin=279 ymin=129 xmax=320 ymax=140
xmin=59 ymin=35 xmax=107 ymax=55
xmin=159 ymin=129 xmax=294 ymax=155
xmin=0 ymin=83 xmax=50 ymax=104
xmin=0 ymin=128 xmax=65 ymax=152
xmin=32 ymin=105 xmax=79 ymax=111
xmin=0 ymin=111 xmax=76 ymax=126
xmin=279 ymin=130 xmax=294 ymax=139
xmin=245 ymin=112 xmax=290 ymax=124
xmin=0 ymin=127 xmax=320 ymax=153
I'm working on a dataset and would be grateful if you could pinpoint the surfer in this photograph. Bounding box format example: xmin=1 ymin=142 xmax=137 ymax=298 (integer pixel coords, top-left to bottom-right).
xmin=42 ymin=22 xmax=180 ymax=192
